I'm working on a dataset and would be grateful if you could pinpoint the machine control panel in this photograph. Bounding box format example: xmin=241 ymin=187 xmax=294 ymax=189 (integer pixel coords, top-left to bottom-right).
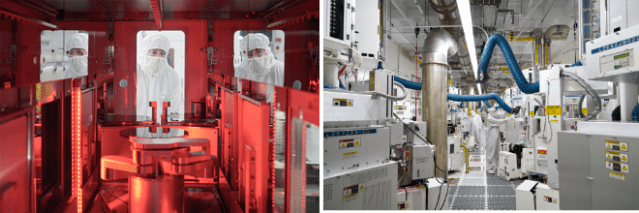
xmin=599 ymin=49 xmax=635 ymax=73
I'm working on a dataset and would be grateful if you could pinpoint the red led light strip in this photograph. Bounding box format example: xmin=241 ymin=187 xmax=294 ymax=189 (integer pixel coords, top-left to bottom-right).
xmin=301 ymin=120 xmax=307 ymax=211
xmin=72 ymin=88 xmax=82 ymax=212
xmin=271 ymin=90 xmax=276 ymax=210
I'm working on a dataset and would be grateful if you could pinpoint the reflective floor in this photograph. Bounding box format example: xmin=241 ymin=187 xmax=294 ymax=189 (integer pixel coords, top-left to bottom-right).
xmin=447 ymin=147 xmax=525 ymax=210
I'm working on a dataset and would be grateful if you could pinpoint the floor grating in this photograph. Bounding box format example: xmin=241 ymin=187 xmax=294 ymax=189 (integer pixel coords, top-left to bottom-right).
xmin=447 ymin=146 xmax=523 ymax=210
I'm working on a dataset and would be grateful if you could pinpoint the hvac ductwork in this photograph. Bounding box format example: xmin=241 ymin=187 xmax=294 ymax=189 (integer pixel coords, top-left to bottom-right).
xmin=428 ymin=0 xmax=473 ymax=77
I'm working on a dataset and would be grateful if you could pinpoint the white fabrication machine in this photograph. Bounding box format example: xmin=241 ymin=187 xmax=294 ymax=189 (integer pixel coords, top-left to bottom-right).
xmin=509 ymin=1 xmax=639 ymax=210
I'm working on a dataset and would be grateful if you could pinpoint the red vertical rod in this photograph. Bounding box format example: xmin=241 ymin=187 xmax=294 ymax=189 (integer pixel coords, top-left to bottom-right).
xmin=150 ymin=0 xmax=163 ymax=30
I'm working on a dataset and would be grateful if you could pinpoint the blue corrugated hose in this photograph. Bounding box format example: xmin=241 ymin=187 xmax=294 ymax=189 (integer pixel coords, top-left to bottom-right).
xmin=484 ymin=100 xmax=492 ymax=108
xmin=568 ymin=61 xmax=583 ymax=67
xmin=324 ymin=83 xmax=341 ymax=90
xmin=393 ymin=76 xmax=422 ymax=90
xmin=339 ymin=81 xmax=346 ymax=90
xmin=632 ymin=104 xmax=639 ymax=122
xmin=393 ymin=76 xmax=513 ymax=113
xmin=478 ymin=33 xmax=539 ymax=94
xmin=447 ymin=93 xmax=513 ymax=113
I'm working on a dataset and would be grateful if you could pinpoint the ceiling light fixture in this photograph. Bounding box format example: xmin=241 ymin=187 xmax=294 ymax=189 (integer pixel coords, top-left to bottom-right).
xmin=458 ymin=0 xmax=479 ymax=84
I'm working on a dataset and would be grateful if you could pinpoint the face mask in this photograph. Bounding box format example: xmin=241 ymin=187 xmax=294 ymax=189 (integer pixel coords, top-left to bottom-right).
xmin=69 ymin=55 xmax=88 ymax=75
xmin=247 ymin=54 xmax=275 ymax=74
xmin=144 ymin=56 xmax=166 ymax=74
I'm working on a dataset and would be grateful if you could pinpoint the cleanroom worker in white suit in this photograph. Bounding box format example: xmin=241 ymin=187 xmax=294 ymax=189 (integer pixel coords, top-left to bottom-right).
xmin=234 ymin=33 xmax=285 ymax=102
xmin=235 ymin=33 xmax=284 ymax=86
xmin=136 ymin=34 xmax=182 ymax=123
xmin=486 ymin=107 xmax=511 ymax=174
xmin=63 ymin=33 xmax=89 ymax=79
xmin=470 ymin=110 xmax=485 ymax=147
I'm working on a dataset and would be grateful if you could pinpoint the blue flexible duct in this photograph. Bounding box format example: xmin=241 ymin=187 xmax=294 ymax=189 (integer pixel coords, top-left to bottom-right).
xmin=479 ymin=33 xmax=539 ymax=94
xmin=568 ymin=61 xmax=583 ymax=67
xmin=393 ymin=76 xmax=513 ymax=112
xmin=324 ymin=83 xmax=341 ymax=90
xmin=484 ymin=100 xmax=492 ymax=108
xmin=447 ymin=93 xmax=513 ymax=113
xmin=478 ymin=101 xmax=482 ymax=108
xmin=632 ymin=104 xmax=639 ymax=122
xmin=393 ymin=76 xmax=422 ymax=90
xmin=339 ymin=81 xmax=346 ymax=90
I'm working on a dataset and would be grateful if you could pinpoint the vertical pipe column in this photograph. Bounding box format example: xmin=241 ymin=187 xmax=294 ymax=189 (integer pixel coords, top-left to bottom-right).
xmin=421 ymin=28 xmax=456 ymax=180
xmin=619 ymin=83 xmax=638 ymax=121
xmin=423 ymin=63 xmax=448 ymax=179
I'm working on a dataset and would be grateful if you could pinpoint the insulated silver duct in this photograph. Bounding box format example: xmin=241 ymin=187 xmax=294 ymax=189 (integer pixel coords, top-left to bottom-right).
xmin=428 ymin=0 xmax=473 ymax=78
xmin=421 ymin=28 xmax=457 ymax=179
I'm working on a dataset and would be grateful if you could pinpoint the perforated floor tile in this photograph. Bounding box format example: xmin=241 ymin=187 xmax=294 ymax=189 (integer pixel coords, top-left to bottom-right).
xmin=460 ymin=178 xmax=484 ymax=186
xmin=487 ymin=177 xmax=512 ymax=186
xmin=488 ymin=186 xmax=516 ymax=196
xmin=451 ymin=196 xmax=485 ymax=210
xmin=488 ymin=197 xmax=516 ymax=210
xmin=464 ymin=171 xmax=485 ymax=178
xmin=456 ymin=186 xmax=485 ymax=196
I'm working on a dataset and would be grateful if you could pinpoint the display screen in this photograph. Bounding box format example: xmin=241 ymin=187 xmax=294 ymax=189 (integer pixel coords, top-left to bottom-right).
xmin=615 ymin=52 xmax=630 ymax=60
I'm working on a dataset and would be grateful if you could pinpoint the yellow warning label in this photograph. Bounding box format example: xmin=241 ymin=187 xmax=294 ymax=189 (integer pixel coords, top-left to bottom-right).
xmin=343 ymin=194 xmax=357 ymax=200
xmin=621 ymin=144 xmax=627 ymax=150
xmin=546 ymin=105 xmax=562 ymax=115
xmin=529 ymin=111 xmax=535 ymax=116
xmin=333 ymin=98 xmax=354 ymax=107
xmin=359 ymin=185 xmax=364 ymax=190
xmin=582 ymin=108 xmax=587 ymax=115
xmin=341 ymin=143 xmax=346 ymax=147
xmin=343 ymin=151 xmax=357 ymax=156
xmin=622 ymin=155 xmax=627 ymax=162
xmin=515 ymin=37 xmax=536 ymax=41
xmin=354 ymin=140 xmax=360 ymax=146
xmin=606 ymin=151 xmax=620 ymax=155
xmin=499 ymin=67 xmax=510 ymax=70
xmin=607 ymin=154 xmax=611 ymax=159
xmin=418 ymin=185 xmax=425 ymax=189
xmin=610 ymin=171 xmax=625 ymax=180
xmin=622 ymin=165 xmax=628 ymax=172
xmin=606 ymin=140 xmax=620 ymax=144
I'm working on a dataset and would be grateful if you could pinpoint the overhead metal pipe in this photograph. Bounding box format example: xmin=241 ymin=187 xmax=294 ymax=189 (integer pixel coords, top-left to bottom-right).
xmin=428 ymin=0 xmax=474 ymax=80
